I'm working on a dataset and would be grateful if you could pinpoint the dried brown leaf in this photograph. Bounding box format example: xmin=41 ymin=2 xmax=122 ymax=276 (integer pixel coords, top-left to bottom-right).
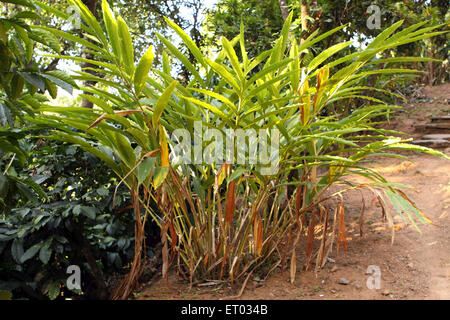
xmin=225 ymin=180 xmax=236 ymax=228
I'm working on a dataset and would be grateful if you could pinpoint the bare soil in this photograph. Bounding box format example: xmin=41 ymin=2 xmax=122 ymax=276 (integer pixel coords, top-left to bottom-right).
xmin=136 ymin=84 xmax=450 ymax=300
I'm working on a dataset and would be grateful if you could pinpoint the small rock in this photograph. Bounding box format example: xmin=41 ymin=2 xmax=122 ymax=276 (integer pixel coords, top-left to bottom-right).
xmin=381 ymin=289 xmax=390 ymax=296
xmin=327 ymin=258 xmax=336 ymax=263
xmin=407 ymin=263 xmax=414 ymax=270
xmin=337 ymin=278 xmax=350 ymax=285
xmin=354 ymin=284 xmax=363 ymax=289
xmin=331 ymin=266 xmax=338 ymax=273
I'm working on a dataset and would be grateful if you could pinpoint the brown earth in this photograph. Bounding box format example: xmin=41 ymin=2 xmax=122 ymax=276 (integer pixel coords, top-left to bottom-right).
xmin=136 ymin=84 xmax=450 ymax=300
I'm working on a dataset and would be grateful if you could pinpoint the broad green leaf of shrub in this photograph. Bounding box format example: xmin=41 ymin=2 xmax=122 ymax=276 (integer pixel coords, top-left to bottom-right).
xmin=134 ymin=45 xmax=154 ymax=95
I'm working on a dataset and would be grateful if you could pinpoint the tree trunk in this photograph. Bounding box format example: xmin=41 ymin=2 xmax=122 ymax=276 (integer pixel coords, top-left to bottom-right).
xmin=300 ymin=0 xmax=309 ymax=44
xmin=70 ymin=221 xmax=109 ymax=299
xmin=278 ymin=0 xmax=289 ymax=21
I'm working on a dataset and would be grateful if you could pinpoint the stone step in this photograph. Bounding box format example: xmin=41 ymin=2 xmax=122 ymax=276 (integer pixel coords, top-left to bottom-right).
xmin=430 ymin=115 xmax=450 ymax=123
xmin=415 ymin=123 xmax=450 ymax=133
xmin=412 ymin=139 xmax=449 ymax=148
xmin=421 ymin=134 xmax=450 ymax=141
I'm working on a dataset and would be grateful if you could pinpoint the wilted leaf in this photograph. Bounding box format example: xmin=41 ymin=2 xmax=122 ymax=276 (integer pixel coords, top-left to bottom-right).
xmin=305 ymin=209 xmax=317 ymax=269
xmin=161 ymin=221 xmax=169 ymax=279
xmin=159 ymin=125 xmax=169 ymax=167
xmin=225 ymin=180 xmax=236 ymax=228
xmin=337 ymin=201 xmax=347 ymax=254
xmin=153 ymin=166 xmax=169 ymax=189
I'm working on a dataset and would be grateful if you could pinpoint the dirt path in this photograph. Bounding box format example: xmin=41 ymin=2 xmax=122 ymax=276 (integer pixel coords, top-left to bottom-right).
xmin=137 ymin=84 xmax=450 ymax=300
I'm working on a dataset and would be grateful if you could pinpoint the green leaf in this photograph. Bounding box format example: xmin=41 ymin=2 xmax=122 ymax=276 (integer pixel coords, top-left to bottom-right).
xmin=117 ymin=16 xmax=134 ymax=75
xmin=180 ymin=96 xmax=231 ymax=123
xmin=11 ymin=238 xmax=24 ymax=264
xmin=228 ymin=167 xmax=247 ymax=182
xmin=41 ymin=74 xmax=73 ymax=94
xmin=164 ymin=17 xmax=206 ymax=68
xmin=35 ymin=1 xmax=69 ymax=19
xmin=45 ymin=78 xmax=58 ymax=99
xmin=308 ymin=41 xmax=353 ymax=72
xmin=239 ymin=20 xmax=247 ymax=67
xmin=45 ymin=281 xmax=60 ymax=300
xmin=78 ymin=94 xmax=113 ymax=113
xmin=11 ymin=74 xmax=24 ymax=100
xmin=29 ymin=27 xmax=61 ymax=53
xmin=21 ymin=177 xmax=48 ymax=201
xmin=206 ymin=59 xmax=241 ymax=93
xmin=189 ymin=88 xmax=237 ymax=114
xmin=39 ymin=238 xmax=52 ymax=264
xmin=45 ymin=70 xmax=79 ymax=89
xmin=222 ymin=36 xmax=244 ymax=83
xmin=73 ymin=204 xmax=81 ymax=215
xmin=68 ymin=0 xmax=107 ymax=44
xmin=102 ymin=0 xmax=121 ymax=61
xmin=0 ymin=21 xmax=7 ymax=43
xmin=96 ymin=187 xmax=109 ymax=196
xmin=279 ymin=11 xmax=293 ymax=54
xmin=134 ymin=45 xmax=154 ymax=95
xmin=18 ymin=72 xmax=45 ymax=91
xmin=81 ymin=206 xmax=97 ymax=220
xmin=136 ymin=157 xmax=156 ymax=185
xmin=0 ymin=103 xmax=13 ymax=126
xmin=247 ymin=49 xmax=272 ymax=74
xmin=388 ymin=143 xmax=450 ymax=160
xmin=21 ymin=242 xmax=43 ymax=263
xmin=0 ymin=173 xmax=8 ymax=199
xmin=4 ymin=0 xmax=35 ymax=9
xmin=152 ymin=79 xmax=177 ymax=128
xmin=42 ymin=26 xmax=104 ymax=52
xmin=15 ymin=11 xmax=41 ymax=20
xmin=156 ymin=33 xmax=203 ymax=85
xmin=367 ymin=20 xmax=403 ymax=49
xmin=113 ymin=130 xmax=136 ymax=167
xmin=41 ymin=133 xmax=119 ymax=172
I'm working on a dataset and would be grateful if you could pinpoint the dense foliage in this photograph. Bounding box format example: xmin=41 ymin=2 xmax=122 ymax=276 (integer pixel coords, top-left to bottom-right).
xmin=0 ymin=137 xmax=142 ymax=299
